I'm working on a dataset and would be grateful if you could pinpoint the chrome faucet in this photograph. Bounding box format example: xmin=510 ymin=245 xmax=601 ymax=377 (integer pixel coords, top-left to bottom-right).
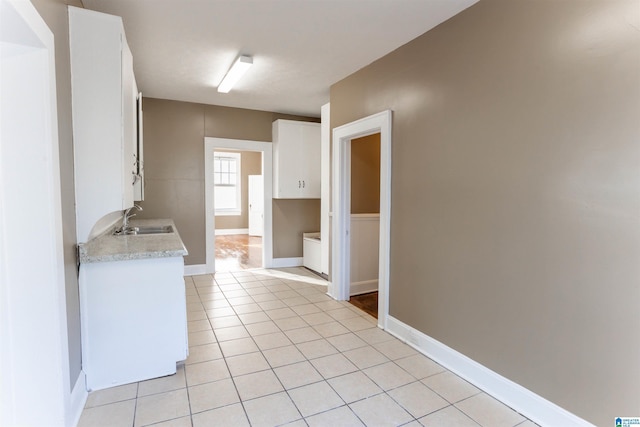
xmin=120 ymin=204 xmax=142 ymax=233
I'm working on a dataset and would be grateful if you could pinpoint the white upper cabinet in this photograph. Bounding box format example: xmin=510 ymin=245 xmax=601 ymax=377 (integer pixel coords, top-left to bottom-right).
xmin=272 ymin=120 xmax=321 ymax=199
xmin=133 ymin=92 xmax=144 ymax=202
xmin=69 ymin=7 xmax=138 ymax=242
xmin=122 ymin=39 xmax=137 ymax=204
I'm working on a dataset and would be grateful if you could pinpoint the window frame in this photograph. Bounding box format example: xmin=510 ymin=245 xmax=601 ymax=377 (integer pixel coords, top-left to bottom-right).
xmin=213 ymin=151 xmax=241 ymax=216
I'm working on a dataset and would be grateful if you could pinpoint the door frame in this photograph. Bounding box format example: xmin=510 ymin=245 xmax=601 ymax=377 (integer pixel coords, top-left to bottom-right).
xmin=330 ymin=110 xmax=392 ymax=329
xmin=1 ymin=0 xmax=86 ymax=422
xmin=248 ymin=174 xmax=264 ymax=237
xmin=204 ymin=137 xmax=273 ymax=273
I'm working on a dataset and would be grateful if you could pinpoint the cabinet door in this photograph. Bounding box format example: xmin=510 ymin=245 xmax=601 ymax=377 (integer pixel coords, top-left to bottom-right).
xmin=70 ymin=7 xmax=127 ymax=241
xmin=121 ymin=40 xmax=135 ymax=208
xmin=273 ymin=120 xmax=302 ymax=198
xmin=273 ymin=120 xmax=322 ymax=199
xmin=133 ymin=92 xmax=144 ymax=201
xmin=300 ymin=123 xmax=321 ymax=198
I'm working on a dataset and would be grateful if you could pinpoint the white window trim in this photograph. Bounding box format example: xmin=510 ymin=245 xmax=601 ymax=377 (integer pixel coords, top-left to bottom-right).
xmin=214 ymin=151 xmax=241 ymax=216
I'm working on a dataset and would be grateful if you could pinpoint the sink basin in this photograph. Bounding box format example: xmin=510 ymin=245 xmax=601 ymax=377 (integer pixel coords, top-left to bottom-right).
xmin=135 ymin=225 xmax=173 ymax=235
xmin=114 ymin=225 xmax=173 ymax=236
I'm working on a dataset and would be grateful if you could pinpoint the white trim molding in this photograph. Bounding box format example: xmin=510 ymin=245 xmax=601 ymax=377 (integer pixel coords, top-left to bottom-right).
xmin=271 ymin=257 xmax=303 ymax=268
xmin=385 ymin=316 xmax=595 ymax=427
xmin=184 ymin=264 xmax=208 ymax=276
xmin=205 ymin=137 xmax=273 ymax=273
xmin=69 ymin=372 xmax=88 ymax=427
xmin=1 ymin=1 xmax=86 ymax=425
xmin=215 ymin=228 xmax=249 ymax=236
xmin=331 ymin=110 xmax=392 ymax=330
xmin=320 ymin=103 xmax=331 ymax=276
xmin=350 ymin=280 xmax=378 ymax=296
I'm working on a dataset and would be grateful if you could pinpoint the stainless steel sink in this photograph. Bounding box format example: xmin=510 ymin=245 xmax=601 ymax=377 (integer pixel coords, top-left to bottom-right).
xmin=114 ymin=225 xmax=173 ymax=236
xmin=135 ymin=225 xmax=173 ymax=235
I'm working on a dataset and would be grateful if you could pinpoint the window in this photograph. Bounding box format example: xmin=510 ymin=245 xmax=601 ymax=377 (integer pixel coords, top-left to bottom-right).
xmin=214 ymin=152 xmax=241 ymax=215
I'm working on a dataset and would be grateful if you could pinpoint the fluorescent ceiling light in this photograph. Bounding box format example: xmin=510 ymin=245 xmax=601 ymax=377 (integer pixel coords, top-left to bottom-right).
xmin=217 ymin=55 xmax=253 ymax=93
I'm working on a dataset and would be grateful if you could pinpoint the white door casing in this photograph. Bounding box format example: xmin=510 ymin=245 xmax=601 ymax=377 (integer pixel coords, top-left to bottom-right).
xmin=248 ymin=175 xmax=264 ymax=237
xmin=320 ymin=103 xmax=330 ymax=275
xmin=1 ymin=0 xmax=86 ymax=424
xmin=331 ymin=110 xmax=392 ymax=329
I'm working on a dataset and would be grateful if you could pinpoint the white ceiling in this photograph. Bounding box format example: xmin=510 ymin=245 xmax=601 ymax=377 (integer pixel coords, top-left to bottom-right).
xmin=82 ymin=0 xmax=478 ymax=117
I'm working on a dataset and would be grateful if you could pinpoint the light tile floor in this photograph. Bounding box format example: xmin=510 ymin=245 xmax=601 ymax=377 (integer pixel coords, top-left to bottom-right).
xmin=78 ymin=267 xmax=537 ymax=427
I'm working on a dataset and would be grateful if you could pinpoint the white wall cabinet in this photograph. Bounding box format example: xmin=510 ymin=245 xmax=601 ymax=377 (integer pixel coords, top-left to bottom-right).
xmin=133 ymin=92 xmax=144 ymax=201
xmin=272 ymin=119 xmax=321 ymax=198
xmin=69 ymin=7 xmax=137 ymax=242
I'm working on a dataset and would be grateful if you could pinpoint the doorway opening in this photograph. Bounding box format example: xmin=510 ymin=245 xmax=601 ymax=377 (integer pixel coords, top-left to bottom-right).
xmin=347 ymin=133 xmax=381 ymax=318
xmin=349 ymin=292 xmax=379 ymax=318
xmin=212 ymin=149 xmax=263 ymax=271
xmin=331 ymin=110 xmax=392 ymax=329
xmin=204 ymin=138 xmax=273 ymax=274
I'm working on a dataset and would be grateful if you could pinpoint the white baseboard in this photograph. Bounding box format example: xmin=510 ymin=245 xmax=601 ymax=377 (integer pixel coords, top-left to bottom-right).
xmin=271 ymin=257 xmax=303 ymax=268
xmin=385 ymin=316 xmax=594 ymax=427
xmin=350 ymin=279 xmax=378 ymax=296
xmin=68 ymin=371 xmax=87 ymax=427
xmin=215 ymin=228 xmax=249 ymax=236
xmin=184 ymin=264 xmax=207 ymax=276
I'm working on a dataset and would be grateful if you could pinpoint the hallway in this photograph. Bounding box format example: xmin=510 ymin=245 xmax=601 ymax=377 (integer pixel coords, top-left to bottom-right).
xmin=78 ymin=267 xmax=535 ymax=427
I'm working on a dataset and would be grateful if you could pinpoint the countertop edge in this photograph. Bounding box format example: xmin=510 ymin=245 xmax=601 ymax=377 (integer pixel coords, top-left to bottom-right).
xmin=79 ymin=219 xmax=188 ymax=263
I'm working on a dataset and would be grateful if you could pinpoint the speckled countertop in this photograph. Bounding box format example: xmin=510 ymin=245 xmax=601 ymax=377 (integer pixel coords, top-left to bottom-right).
xmin=78 ymin=219 xmax=188 ymax=263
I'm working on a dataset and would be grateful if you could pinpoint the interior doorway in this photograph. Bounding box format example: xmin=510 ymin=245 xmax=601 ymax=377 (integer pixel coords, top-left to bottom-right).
xmin=211 ymin=149 xmax=263 ymax=272
xmin=331 ymin=110 xmax=392 ymax=329
xmin=204 ymin=137 xmax=273 ymax=274
xmin=348 ymin=133 xmax=381 ymax=317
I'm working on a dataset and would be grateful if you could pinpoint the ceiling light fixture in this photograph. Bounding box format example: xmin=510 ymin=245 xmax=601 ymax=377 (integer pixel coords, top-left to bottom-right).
xmin=217 ymin=55 xmax=253 ymax=93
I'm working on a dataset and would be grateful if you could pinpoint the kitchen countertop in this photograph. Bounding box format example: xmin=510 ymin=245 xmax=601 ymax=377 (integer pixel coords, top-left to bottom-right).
xmin=78 ymin=218 xmax=188 ymax=263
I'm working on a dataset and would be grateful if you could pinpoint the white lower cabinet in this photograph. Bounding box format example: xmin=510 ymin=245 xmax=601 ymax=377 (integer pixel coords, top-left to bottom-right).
xmin=79 ymin=256 xmax=188 ymax=391
xmin=303 ymin=232 xmax=321 ymax=273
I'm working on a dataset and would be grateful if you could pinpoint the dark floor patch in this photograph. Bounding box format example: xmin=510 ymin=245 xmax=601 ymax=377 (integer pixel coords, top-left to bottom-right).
xmin=349 ymin=291 xmax=378 ymax=319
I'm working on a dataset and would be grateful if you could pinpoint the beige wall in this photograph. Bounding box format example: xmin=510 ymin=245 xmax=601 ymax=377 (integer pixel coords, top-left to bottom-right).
xmin=30 ymin=0 xmax=84 ymax=389
xmin=215 ymin=150 xmax=262 ymax=230
xmin=273 ymin=199 xmax=322 ymax=258
xmin=351 ymin=133 xmax=380 ymax=214
xmin=139 ymin=98 xmax=320 ymax=264
xmin=330 ymin=0 xmax=640 ymax=425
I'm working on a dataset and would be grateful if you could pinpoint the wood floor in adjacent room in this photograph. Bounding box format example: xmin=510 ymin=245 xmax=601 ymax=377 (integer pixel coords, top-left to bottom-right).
xmin=215 ymin=234 xmax=262 ymax=271
xmin=349 ymin=292 xmax=378 ymax=319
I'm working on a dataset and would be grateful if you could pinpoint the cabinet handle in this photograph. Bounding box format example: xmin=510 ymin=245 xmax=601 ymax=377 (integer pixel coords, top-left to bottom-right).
xmin=298 ymin=180 xmax=301 ymax=188
xmin=302 ymin=180 xmax=305 ymax=188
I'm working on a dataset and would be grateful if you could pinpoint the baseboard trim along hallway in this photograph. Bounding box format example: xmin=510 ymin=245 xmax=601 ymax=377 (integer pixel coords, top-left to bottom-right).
xmin=384 ymin=316 xmax=594 ymax=427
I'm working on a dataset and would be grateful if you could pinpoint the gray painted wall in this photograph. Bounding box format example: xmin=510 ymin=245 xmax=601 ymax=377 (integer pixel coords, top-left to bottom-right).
xmin=351 ymin=133 xmax=381 ymax=214
xmin=330 ymin=1 xmax=640 ymax=425
xmin=139 ymin=98 xmax=321 ymax=264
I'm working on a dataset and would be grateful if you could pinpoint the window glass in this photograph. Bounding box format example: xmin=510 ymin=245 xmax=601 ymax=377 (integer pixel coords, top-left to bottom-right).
xmin=213 ymin=152 xmax=241 ymax=215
